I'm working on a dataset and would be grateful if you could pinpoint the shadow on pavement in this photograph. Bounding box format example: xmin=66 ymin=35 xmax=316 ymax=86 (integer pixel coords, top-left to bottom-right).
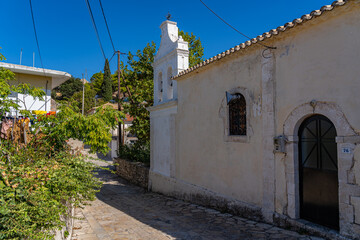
xmin=91 ymin=163 xmax=306 ymax=240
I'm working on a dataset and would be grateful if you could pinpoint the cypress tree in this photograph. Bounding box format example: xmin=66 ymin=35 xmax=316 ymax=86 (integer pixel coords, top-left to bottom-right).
xmin=101 ymin=58 xmax=112 ymax=101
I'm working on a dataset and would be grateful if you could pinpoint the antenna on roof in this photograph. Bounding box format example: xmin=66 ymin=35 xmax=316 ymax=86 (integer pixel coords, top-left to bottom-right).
xmin=33 ymin=52 xmax=35 ymax=67
xmin=19 ymin=48 xmax=23 ymax=65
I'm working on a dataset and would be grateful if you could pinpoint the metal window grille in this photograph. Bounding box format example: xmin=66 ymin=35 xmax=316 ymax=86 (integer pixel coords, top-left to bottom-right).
xmin=229 ymin=94 xmax=246 ymax=135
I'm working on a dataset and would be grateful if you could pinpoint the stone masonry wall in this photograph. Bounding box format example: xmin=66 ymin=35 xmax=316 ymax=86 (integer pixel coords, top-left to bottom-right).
xmin=339 ymin=140 xmax=360 ymax=238
xmin=53 ymin=203 xmax=74 ymax=240
xmin=114 ymin=158 xmax=149 ymax=189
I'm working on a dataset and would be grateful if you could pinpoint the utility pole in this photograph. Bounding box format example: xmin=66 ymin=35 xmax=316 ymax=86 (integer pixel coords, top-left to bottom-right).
xmin=82 ymin=73 xmax=85 ymax=115
xmin=117 ymin=51 xmax=123 ymax=147
xmin=116 ymin=50 xmax=128 ymax=147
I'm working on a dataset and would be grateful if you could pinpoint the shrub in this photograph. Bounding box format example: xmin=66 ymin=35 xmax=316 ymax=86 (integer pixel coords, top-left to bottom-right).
xmin=0 ymin=141 xmax=101 ymax=239
xmin=117 ymin=141 xmax=150 ymax=166
xmin=0 ymin=65 xmax=124 ymax=239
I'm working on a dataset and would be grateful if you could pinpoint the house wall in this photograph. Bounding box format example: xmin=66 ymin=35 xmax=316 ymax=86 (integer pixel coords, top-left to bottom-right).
xmin=150 ymin=102 xmax=177 ymax=177
xmin=9 ymin=73 xmax=53 ymax=113
xmin=272 ymin=5 xmax=360 ymax=237
xmin=175 ymin=49 xmax=264 ymax=207
xmin=275 ymin=6 xmax=360 ymax=134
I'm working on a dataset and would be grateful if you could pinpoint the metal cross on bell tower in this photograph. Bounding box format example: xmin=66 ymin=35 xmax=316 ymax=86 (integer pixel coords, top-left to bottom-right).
xmin=166 ymin=12 xmax=172 ymax=20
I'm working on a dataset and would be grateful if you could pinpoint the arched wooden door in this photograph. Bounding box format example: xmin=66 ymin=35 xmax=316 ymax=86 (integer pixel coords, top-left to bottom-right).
xmin=298 ymin=115 xmax=339 ymax=230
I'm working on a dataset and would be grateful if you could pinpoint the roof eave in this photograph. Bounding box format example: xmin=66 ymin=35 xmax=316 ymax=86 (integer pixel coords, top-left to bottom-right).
xmin=0 ymin=62 xmax=71 ymax=79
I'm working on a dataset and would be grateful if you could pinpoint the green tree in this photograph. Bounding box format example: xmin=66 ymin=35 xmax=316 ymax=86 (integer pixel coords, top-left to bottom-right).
xmin=101 ymin=59 xmax=112 ymax=101
xmin=90 ymin=71 xmax=118 ymax=96
xmin=179 ymin=30 xmax=204 ymax=67
xmin=0 ymin=47 xmax=5 ymax=61
xmin=122 ymin=42 xmax=156 ymax=143
xmin=52 ymin=77 xmax=83 ymax=100
xmin=69 ymin=84 xmax=100 ymax=114
xmin=111 ymin=72 xmax=118 ymax=93
xmin=90 ymin=71 xmax=103 ymax=94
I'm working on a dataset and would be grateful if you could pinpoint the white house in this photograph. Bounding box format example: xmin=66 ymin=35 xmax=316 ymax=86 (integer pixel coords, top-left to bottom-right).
xmin=0 ymin=62 xmax=71 ymax=115
xmin=149 ymin=1 xmax=360 ymax=239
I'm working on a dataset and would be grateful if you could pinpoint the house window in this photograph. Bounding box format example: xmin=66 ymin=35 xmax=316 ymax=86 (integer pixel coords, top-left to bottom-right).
xmin=228 ymin=94 xmax=246 ymax=135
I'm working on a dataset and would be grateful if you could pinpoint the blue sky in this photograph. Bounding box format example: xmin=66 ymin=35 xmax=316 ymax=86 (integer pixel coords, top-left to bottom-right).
xmin=1 ymin=0 xmax=328 ymax=79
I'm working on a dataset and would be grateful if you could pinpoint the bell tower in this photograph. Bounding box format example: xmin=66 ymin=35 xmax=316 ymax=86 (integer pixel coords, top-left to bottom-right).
xmin=148 ymin=20 xmax=189 ymax=187
xmin=152 ymin=20 xmax=189 ymax=104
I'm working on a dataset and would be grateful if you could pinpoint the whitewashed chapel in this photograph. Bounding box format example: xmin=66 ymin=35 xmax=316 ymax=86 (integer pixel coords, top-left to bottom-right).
xmin=148 ymin=1 xmax=360 ymax=238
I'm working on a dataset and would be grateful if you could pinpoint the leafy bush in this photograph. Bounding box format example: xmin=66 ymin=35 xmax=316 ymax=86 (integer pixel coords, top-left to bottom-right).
xmin=35 ymin=105 xmax=123 ymax=155
xmin=0 ymin=141 xmax=101 ymax=239
xmin=0 ymin=65 xmax=124 ymax=239
xmin=117 ymin=141 xmax=150 ymax=166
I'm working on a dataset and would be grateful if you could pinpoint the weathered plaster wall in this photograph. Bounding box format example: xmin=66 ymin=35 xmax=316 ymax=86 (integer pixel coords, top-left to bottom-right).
xmin=176 ymin=50 xmax=264 ymax=206
xmin=272 ymin=4 xmax=360 ymax=238
xmin=275 ymin=7 xmax=360 ymax=134
xmin=149 ymin=20 xmax=188 ymax=181
xmin=150 ymin=102 xmax=177 ymax=177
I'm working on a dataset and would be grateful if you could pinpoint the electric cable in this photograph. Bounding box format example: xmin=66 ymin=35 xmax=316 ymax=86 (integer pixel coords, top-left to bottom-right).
xmin=109 ymin=51 xmax=116 ymax=63
xmin=97 ymin=0 xmax=128 ymax=59
xmin=85 ymin=0 xmax=106 ymax=59
xmin=29 ymin=0 xmax=46 ymax=70
xmin=29 ymin=0 xmax=51 ymax=111
xmin=199 ymin=0 xmax=276 ymax=49
xmin=98 ymin=0 xmax=115 ymax=53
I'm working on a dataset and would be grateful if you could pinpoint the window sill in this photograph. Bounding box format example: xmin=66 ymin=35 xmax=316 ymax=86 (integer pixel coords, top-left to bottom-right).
xmin=224 ymin=135 xmax=249 ymax=143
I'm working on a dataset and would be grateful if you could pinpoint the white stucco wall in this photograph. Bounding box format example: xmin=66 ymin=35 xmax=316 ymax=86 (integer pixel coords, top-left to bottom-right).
xmin=149 ymin=20 xmax=188 ymax=180
xmin=150 ymin=103 xmax=177 ymax=177
xmin=271 ymin=5 xmax=360 ymax=236
xmin=275 ymin=7 xmax=360 ymax=133
xmin=176 ymin=50 xmax=264 ymax=206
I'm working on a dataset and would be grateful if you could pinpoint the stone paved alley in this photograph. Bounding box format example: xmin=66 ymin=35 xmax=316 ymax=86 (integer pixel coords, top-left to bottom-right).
xmin=71 ymin=149 xmax=323 ymax=240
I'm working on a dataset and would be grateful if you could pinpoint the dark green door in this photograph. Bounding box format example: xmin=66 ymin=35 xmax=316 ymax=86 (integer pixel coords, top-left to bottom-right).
xmin=298 ymin=115 xmax=339 ymax=230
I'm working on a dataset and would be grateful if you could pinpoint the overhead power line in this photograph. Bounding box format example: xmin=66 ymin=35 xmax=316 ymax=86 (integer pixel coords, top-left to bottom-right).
xmin=29 ymin=0 xmax=46 ymax=69
xmin=98 ymin=0 xmax=115 ymax=53
xmin=199 ymin=0 xmax=276 ymax=49
xmin=29 ymin=0 xmax=51 ymax=111
xmin=85 ymin=0 xmax=106 ymax=59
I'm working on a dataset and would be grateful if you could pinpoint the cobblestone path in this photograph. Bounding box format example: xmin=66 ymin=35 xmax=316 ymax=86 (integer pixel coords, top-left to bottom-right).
xmin=71 ymin=155 xmax=323 ymax=240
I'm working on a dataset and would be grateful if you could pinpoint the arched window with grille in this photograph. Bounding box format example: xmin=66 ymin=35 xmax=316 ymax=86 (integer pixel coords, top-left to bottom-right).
xmin=228 ymin=93 xmax=246 ymax=135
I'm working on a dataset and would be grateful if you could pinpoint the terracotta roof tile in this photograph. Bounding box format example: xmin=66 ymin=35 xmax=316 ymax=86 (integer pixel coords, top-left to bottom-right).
xmin=172 ymin=0 xmax=348 ymax=79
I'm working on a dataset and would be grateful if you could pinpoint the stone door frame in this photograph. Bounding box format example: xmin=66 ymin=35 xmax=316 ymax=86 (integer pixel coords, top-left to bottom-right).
xmin=283 ymin=101 xmax=356 ymax=233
